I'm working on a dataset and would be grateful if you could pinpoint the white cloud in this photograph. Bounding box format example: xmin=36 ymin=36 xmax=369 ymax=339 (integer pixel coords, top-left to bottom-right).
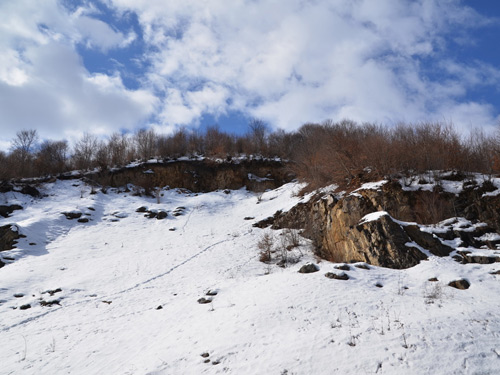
xmin=0 ymin=0 xmax=156 ymax=150
xmin=107 ymin=0 xmax=500 ymax=133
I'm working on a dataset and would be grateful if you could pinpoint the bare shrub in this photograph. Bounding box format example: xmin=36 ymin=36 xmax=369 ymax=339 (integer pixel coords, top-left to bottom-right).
xmin=257 ymin=232 xmax=274 ymax=263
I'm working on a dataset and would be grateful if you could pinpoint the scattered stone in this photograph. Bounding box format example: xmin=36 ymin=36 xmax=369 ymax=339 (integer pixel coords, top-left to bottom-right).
xmin=212 ymin=360 xmax=220 ymax=365
xmin=298 ymin=263 xmax=319 ymax=274
xmin=355 ymin=264 xmax=370 ymax=270
xmin=43 ymin=288 xmax=62 ymax=296
xmin=146 ymin=211 xmax=157 ymax=219
xmin=19 ymin=304 xmax=31 ymax=310
xmin=0 ymin=259 xmax=4 ymax=268
xmin=156 ymin=305 xmax=163 ymax=310
xmin=204 ymin=359 xmax=210 ymax=364
xmin=201 ymin=353 xmax=210 ymax=358
xmin=156 ymin=211 xmax=168 ymax=220
xmin=29 ymin=242 xmax=36 ymax=246
xmin=77 ymin=218 xmax=89 ymax=223
xmin=206 ymin=290 xmax=218 ymax=296
xmin=14 ymin=293 xmax=24 ymax=298
xmin=244 ymin=217 xmax=255 ymax=221
xmin=102 ymin=300 xmax=112 ymax=304
xmin=87 ymin=207 xmax=95 ymax=211
xmin=335 ymin=264 xmax=351 ymax=271
xmin=375 ymin=283 xmax=383 ymax=288
xmin=490 ymin=270 xmax=500 ymax=275
xmin=63 ymin=211 xmax=82 ymax=220
xmin=197 ymin=297 xmax=212 ymax=304
xmin=136 ymin=206 xmax=148 ymax=213
xmin=325 ymin=272 xmax=349 ymax=280
xmin=223 ymin=189 xmax=231 ymax=194
xmin=428 ymin=277 xmax=439 ymax=282
xmin=40 ymin=300 xmax=60 ymax=307
xmin=448 ymin=279 xmax=470 ymax=290
xmin=169 ymin=227 xmax=176 ymax=231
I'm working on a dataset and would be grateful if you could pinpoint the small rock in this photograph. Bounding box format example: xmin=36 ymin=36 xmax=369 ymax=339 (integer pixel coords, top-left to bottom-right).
xmin=244 ymin=217 xmax=255 ymax=220
xmin=43 ymin=288 xmax=62 ymax=296
xmin=204 ymin=359 xmax=211 ymax=363
xmin=156 ymin=305 xmax=163 ymax=310
xmin=375 ymin=283 xmax=383 ymax=288
xmin=335 ymin=264 xmax=351 ymax=271
xmin=19 ymin=304 xmax=31 ymax=310
xmin=428 ymin=277 xmax=439 ymax=282
xmin=201 ymin=353 xmax=210 ymax=358
xmin=21 ymin=185 xmax=40 ymax=197
xmin=448 ymin=279 xmax=470 ymax=290
xmin=29 ymin=242 xmax=36 ymax=246
xmin=197 ymin=297 xmax=212 ymax=304
xmin=87 ymin=207 xmax=95 ymax=211
xmin=298 ymin=263 xmax=319 ymax=274
xmin=63 ymin=211 xmax=82 ymax=220
xmin=14 ymin=293 xmax=24 ymax=298
xmin=102 ymin=300 xmax=112 ymax=304
xmin=40 ymin=300 xmax=60 ymax=307
xmin=156 ymin=211 xmax=168 ymax=220
xmin=325 ymin=272 xmax=349 ymax=280
xmin=206 ymin=290 xmax=218 ymax=296
xmin=355 ymin=264 xmax=370 ymax=270
xmin=490 ymin=270 xmax=500 ymax=275
xmin=77 ymin=218 xmax=89 ymax=223
xmin=212 ymin=360 xmax=220 ymax=365
xmin=169 ymin=227 xmax=176 ymax=231
xmin=136 ymin=206 xmax=148 ymax=213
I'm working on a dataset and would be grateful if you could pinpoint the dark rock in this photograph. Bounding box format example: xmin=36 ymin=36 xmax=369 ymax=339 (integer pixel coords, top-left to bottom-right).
xmin=1 ymin=224 xmax=21 ymax=251
xmin=375 ymin=282 xmax=383 ymax=288
xmin=0 ymin=259 xmax=5 ymax=268
xmin=334 ymin=264 xmax=351 ymax=271
xmin=19 ymin=304 xmax=31 ymax=310
xmin=244 ymin=217 xmax=255 ymax=220
xmin=428 ymin=277 xmax=439 ymax=282
xmin=87 ymin=207 xmax=95 ymax=211
xmin=490 ymin=270 xmax=500 ymax=275
xmin=14 ymin=293 xmax=24 ymax=298
xmin=40 ymin=300 xmax=60 ymax=307
xmin=63 ymin=211 xmax=82 ymax=220
xmin=197 ymin=297 xmax=212 ymax=304
xmin=0 ymin=182 xmax=13 ymax=193
xmin=21 ymin=185 xmax=40 ymax=197
xmin=462 ymin=254 xmax=499 ymax=264
xmin=212 ymin=360 xmax=221 ymax=365
xmin=206 ymin=290 xmax=218 ymax=296
xmin=325 ymin=272 xmax=349 ymax=280
xmin=146 ymin=211 xmax=157 ymax=219
xmin=0 ymin=204 xmax=23 ymax=218
xmin=156 ymin=305 xmax=163 ymax=310
xmin=448 ymin=279 xmax=470 ymax=290
xmin=77 ymin=218 xmax=89 ymax=223
xmin=136 ymin=206 xmax=148 ymax=213
xmin=43 ymin=288 xmax=62 ymax=296
xmin=298 ymin=263 xmax=319 ymax=273
xmin=201 ymin=353 xmax=210 ymax=358
xmin=355 ymin=264 xmax=370 ymax=270
xmin=403 ymin=225 xmax=453 ymax=256
xmin=156 ymin=211 xmax=168 ymax=220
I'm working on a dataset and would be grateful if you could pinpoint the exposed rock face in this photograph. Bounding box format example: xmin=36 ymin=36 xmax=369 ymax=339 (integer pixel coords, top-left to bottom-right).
xmin=0 ymin=224 xmax=21 ymax=252
xmin=89 ymin=159 xmax=294 ymax=193
xmin=264 ymin=178 xmax=499 ymax=269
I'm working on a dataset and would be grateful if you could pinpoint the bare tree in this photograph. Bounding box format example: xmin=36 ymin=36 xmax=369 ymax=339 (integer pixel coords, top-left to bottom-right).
xmin=248 ymin=119 xmax=268 ymax=155
xmin=72 ymin=132 xmax=99 ymax=170
xmin=135 ymin=128 xmax=157 ymax=160
xmin=10 ymin=129 xmax=39 ymax=176
xmin=35 ymin=140 xmax=69 ymax=175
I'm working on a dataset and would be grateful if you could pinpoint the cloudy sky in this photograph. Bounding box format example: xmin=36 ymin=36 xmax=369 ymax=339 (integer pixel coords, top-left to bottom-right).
xmin=1 ymin=0 xmax=500 ymax=149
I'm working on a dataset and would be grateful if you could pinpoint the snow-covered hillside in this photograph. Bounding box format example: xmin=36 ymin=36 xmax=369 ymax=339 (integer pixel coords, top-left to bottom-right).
xmin=1 ymin=180 xmax=499 ymax=374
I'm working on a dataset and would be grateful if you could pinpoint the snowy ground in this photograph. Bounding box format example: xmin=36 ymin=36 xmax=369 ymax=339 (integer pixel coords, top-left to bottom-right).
xmin=1 ymin=180 xmax=500 ymax=374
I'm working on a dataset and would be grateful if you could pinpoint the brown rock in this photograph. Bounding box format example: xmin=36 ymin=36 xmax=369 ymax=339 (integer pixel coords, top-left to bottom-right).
xmin=448 ymin=279 xmax=470 ymax=290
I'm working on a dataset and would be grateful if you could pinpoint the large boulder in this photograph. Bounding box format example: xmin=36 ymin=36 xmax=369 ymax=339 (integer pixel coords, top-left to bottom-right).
xmin=0 ymin=205 xmax=23 ymax=218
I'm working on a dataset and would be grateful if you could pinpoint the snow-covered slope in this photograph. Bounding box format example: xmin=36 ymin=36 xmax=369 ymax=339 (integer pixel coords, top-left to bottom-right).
xmin=1 ymin=180 xmax=499 ymax=374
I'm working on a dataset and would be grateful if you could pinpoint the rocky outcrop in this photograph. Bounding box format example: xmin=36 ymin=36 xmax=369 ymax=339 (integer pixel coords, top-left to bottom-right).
xmin=89 ymin=159 xmax=294 ymax=193
xmin=263 ymin=178 xmax=499 ymax=269
xmin=0 ymin=204 xmax=23 ymax=218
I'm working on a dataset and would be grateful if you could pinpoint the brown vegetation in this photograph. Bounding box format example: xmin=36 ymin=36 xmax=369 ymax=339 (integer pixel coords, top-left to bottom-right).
xmin=1 ymin=120 xmax=499 ymax=187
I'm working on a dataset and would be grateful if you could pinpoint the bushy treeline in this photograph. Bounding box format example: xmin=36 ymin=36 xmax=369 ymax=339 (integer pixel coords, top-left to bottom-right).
xmin=1 ymin=119 xmax=499 ymax=189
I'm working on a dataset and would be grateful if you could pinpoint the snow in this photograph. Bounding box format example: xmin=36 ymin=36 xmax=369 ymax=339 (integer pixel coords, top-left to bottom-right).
xmin=1 ymin=180 xmax=500 ymax=374
xmin=359 ymin=211 xmax=388 ymax=224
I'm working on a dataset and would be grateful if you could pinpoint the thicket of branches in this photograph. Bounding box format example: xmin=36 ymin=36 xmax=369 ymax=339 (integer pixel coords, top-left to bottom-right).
xmin=1 ymin=119 xmax=499 ymax=190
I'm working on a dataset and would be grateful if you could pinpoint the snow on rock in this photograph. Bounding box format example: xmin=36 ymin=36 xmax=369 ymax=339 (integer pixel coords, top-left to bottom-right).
xmin=0 ymin=180 xmax=499 ymax=374
xmin=359 ymin=210 xmax=389 ymax=224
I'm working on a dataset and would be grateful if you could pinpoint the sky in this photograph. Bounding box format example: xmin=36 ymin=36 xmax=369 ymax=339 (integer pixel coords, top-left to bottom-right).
xmin=1 ymin=0 xmax=500 ymax=150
